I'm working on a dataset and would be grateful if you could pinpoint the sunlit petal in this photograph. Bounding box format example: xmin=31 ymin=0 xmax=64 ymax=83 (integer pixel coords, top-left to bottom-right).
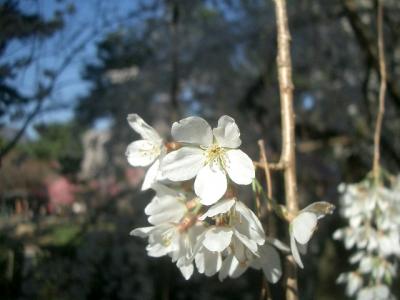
xmin=225 ymin=149 xmax=255 ymax=185
xmin=212 ymin=115 xmax=241 ymax=148
xmin=126 ymin=140 xmax=159 ymax=167
xmin=127 ymin=114 xmax=161 ymax=141
xmin=172 ymin=116 xmax=213 ymax=147
xmin=162 ymin=147 xmax=205 ymax=181
xmin=195 ymin=164 xmax=227 ymax=205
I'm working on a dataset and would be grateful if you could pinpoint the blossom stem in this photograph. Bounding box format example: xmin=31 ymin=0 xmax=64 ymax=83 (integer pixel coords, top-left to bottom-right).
xmin=372 ymin=0 xmax=386 ymax=184
xmin=273 ymin=0 xmax=299 ymax=299
xmin=253 ymin=179 xmax=288 ymax=222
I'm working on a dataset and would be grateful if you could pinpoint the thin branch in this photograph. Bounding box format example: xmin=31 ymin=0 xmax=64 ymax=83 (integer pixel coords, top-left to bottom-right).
xmin=342 ymin=0 xmax=400 ymax=111
xmin=258 ymin=140 xmax=273 ymax=200
xmin=0 ymin=29 xmax=96 ymax=162
xmin=0 ymin=97 xmax=44 ymax=164
xmin=372 ymin=0 xmax=386 ymax=181
xmin=258 ymin=140 xmax=273 ymax=300
xmin=273 ymin=0 xmax=299 ymax=299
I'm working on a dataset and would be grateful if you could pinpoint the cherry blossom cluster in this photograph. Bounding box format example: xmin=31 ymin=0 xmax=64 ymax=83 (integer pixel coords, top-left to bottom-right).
xmin=333 ymin=177 xmax=400 ymax=300
xmin=125 ymin=114 xmax=333 ymax=282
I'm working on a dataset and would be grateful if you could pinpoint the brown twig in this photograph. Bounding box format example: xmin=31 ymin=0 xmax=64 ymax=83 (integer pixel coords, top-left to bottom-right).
xmin=258 ymin=140 xmax=273 ymax=200
xmin=372 ymin=0 xmax=386 ymax=182
xmin=258 ymin=140 xmax=274 ymax=300
xmin=273 ymin=0 xmax=299 ymax=299
xmin=255 ymin=185 xmax=263 ymax=219
xmin=342 ymin=0 xmax=400 ymax=111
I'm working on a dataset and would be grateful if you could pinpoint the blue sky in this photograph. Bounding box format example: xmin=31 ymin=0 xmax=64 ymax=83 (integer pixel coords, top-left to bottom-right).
xmin=2 ymin=0 xmax=148 ymax=137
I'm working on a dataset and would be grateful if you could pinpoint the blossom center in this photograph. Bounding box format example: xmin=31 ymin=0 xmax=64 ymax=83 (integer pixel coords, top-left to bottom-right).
xmin=141 ymin=143 xmax=161 ymax=158
xmin=204 ymin=144 xmax=226 ymax=167
xmin=161 ymin=228 xmax=175 ymax=246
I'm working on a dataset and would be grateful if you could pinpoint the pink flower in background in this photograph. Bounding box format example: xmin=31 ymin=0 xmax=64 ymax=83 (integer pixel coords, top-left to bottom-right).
xmin=46 ymin=176 xmax=76 ymax=212
xmin=125 ymin=168 xmax=145 ymax=188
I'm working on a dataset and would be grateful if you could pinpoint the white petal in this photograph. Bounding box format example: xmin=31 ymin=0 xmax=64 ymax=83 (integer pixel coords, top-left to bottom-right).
xmin=258 ymin=244 xmax=282 ymax=283
xmin=178 ymin=261 xmax=194 ymax=280
xmin=147 ymin=243 xmax=170 ymax=257
xmin=234 ymin=230 xmax=258 ymax=255
xmin=229 ymin=256 xmax=248 ymax=278
xmin=195 ymin=249 xmax=222 ymax=277
xmin=212 ymin=115 xmax=242 ymax=148
xmin=357 ymin=288 xmax=375 ymax=300
xmin=146 ymin=195 xmax=186 ymax=225
xmin=127 ymin=114 xmax=161 ymax=141
xmin=225 ymin=149 xmax=255 ymax=185
xmin=151 ymin=183 xmax=181 ymax=197
xmin=292 ymin=212 xmax=317 ymax=244
xmin=172 ymin=116 xmax=213 ymax=147
xmin=219 ymin=255 xmax=247 ymax=280
xmin=332 ymin=229 xmax=344 ymax=240
xmin=161 ymin=147 xmax=205 ymax=181
xmin=347 ymin=273 xmax=362 ymax=296
xmin=265 ymin=237 xmax=290 ymax=253
xmin=199 ymin=198 xmax=235 ymax=220
xmin=130 ymin=226 xmax=153 ymax=237
xmin=203 ymin=227 xmax=233 ymax=252
xmin=195 ymin=251 xmax=206 ymax=274
xmin=205 ymin=251 xmax=222 ymax=276
xmin=231 ymin=236 xmax=246 ymax=262
xmin=126 ymin=140 xmax=160 ymax=167
xmin=297 ymin=242 xmax=308 ymax=255
xmin=290 ymin=233 xmax=304 ymax=269
xmin=141 ymin=159 xmax=160 ymax=190
xmin=235 ymin=201 xmax=265 ymax=244
xmin=195 ymin=164 xmax=227 ymax=205
xmin=301 ymin=201 xmax=335 ymax=219
xmin=218 ymin=255 xmax=233 ymax=281
xmin=374 ymin=285 xmax=390 ymax=299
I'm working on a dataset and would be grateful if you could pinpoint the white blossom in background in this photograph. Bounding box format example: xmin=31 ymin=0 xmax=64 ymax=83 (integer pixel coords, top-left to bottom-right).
xmin=333 ymin=177 xmax=400 ymax=300
xmin=126 ymin=114 xmax=166 ymax=190
xmin=289 ymin=201 xmax=335 ymax=268
xmin=161 ymin=115 xmax=255 ymax=205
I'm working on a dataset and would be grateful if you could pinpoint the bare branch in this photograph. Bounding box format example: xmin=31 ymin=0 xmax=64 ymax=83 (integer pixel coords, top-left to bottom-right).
xmin=273 ymin=0 xmax=299 ymax=299
xmin=342 ymin=0 xmax=400 ymax=111
xmin=0 ymin=28 xmax=97 ymax=162
xmin=372 ymin=0 xmax=386 ymax=181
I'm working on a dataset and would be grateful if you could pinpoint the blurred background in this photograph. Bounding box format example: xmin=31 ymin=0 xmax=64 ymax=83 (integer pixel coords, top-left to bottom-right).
xmin=0 ymin=0 xmax=400 ymax=299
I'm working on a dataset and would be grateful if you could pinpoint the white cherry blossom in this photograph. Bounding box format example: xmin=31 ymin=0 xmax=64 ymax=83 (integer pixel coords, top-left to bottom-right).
xmin=161 ymin=116 xmax=255 ymax=205
xmin=289 ymin=201 xmax=335 ymax=268
xmin=126 ymin=114 xmax=165 ymax=190
xmin=336 ymin=272 xmax=363 ymax=297
xmin=144 ymin=183 xmax=189 ymax=225
xmin=192 ymin=198 xmax=281 ymax=282
xmin=131 ymin=219 xmax=205 ymax=280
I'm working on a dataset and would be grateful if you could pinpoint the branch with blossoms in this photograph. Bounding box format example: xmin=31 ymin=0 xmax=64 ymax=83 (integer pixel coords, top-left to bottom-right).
xmin=125 ymin=0 xmax=335 ymax=298
xmin=125 ymin=114 xmax=334 ymax=295
xmin=334 ymin=1 xmax=400 ymax=299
